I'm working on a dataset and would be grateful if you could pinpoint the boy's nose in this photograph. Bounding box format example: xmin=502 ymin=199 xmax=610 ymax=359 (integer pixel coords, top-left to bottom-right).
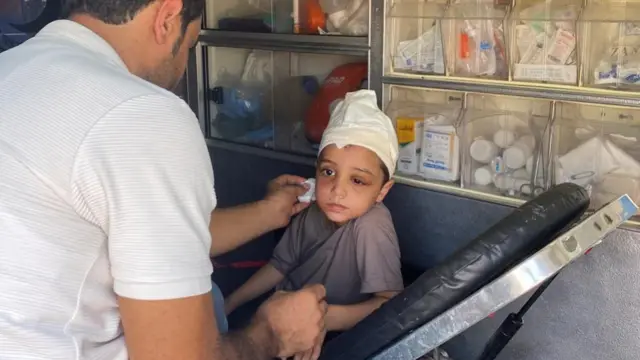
xmin=331 ymin=180 xmax=347 ymax=199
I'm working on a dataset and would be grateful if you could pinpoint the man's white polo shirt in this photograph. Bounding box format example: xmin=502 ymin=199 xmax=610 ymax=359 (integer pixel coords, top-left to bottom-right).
xmin=0 ymin=20 xmax=215 ymax=359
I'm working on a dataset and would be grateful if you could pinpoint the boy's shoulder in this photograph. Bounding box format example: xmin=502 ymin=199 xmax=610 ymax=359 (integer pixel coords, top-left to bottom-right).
xmin=289 ymin=203 xmax=334 ymax=232
xmin=352 ymin=203 xmax=396 ymax=237
xmin=354 ymin=203 xmax=393 ymax=225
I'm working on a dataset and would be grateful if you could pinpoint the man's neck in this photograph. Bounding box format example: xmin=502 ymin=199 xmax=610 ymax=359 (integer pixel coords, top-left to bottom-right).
xmin=67 ymin=14 xmax=150 ymax=78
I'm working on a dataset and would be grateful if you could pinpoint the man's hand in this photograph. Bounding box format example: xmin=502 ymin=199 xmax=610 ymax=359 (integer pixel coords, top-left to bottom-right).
xmin=263 ymin=174 xmax=311 ymax=229
xmin=250 ymin=284 xmax=328 ymax=358
xmin=293 ymin=328 xmax=327 ymax=360
xmin=209 ymin=174 xmax=312 ymax=257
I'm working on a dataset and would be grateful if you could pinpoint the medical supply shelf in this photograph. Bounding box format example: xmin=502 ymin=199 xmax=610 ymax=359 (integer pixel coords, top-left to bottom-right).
xmin=204 ymin=136 xmax=640 ymax=231
xmin=185 ymin=0 xmax=640 ymax=230
xmin=199 ymin=30 xmax=370 ymax=55
xmin=385 ymin=0 xmax=640 ymax=89
xmin=187 ymin=0 xmax=384 ymax=154
xmin=380 ymin=0 xmax=640 ymax=227
xmin=382 ymin=75 xmax=640 ymax=108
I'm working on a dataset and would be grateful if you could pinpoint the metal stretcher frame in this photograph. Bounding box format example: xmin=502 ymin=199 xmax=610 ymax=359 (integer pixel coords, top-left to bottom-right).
xmin=372 ymin=194 xmax=639 ymax=360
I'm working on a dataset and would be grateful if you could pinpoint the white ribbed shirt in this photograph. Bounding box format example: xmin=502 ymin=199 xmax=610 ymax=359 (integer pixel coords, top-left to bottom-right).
xmin=0 ymin=20 xmax=215 ymax=360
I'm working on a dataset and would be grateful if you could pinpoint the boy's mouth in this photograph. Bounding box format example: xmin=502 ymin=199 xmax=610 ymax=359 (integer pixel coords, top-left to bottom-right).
xmin=325 ymin=203 xmax=348 ymax=212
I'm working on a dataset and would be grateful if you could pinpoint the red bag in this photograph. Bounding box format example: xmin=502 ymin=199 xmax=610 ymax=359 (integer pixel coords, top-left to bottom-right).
xmin=304 ymin=62 xmax=368 ymax=144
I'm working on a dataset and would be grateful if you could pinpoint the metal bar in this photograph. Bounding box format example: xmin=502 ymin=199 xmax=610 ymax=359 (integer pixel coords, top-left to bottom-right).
xmin=184 ymin=45 xmax=206 ymax=134
xmin=392 ymin=174 xmax=640 ymax=231
xmin=372 ymin=194 xmax=638 ymax=360
xmin=205 ymin=138 xmax=316 ymax=167
xmin=368 ymin=0 xmax=385 ymax=107
xmin=394 ymin=174 xmax=525 ymax=207
xmin=199 ymin=45 xmax=212 ymax=139
xmin=382 ymin=76 xmax=640 ymax=108
xmin=198 ymin=30 xmax=370 ymax=55
xmin=477 ymin=273 xmax=559 ymax=360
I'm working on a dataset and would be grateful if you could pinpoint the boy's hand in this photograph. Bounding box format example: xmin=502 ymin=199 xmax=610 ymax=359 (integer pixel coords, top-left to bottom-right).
xmin=263 ymin=174 xmax=311 ymax=228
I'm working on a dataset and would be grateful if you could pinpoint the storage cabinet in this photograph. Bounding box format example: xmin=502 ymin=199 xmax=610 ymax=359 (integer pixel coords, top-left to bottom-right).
xmin=185 ymin=0 xmax=640 ymax=226
xmin=205 ymin=47 xmax=365 ymax=153
xmin=510 ymin=0 xmax=581 ymax=84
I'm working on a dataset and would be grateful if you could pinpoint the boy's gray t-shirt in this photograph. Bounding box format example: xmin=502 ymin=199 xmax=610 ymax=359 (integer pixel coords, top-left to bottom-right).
xmin=270 ymin=203 xmax=404 ymax=305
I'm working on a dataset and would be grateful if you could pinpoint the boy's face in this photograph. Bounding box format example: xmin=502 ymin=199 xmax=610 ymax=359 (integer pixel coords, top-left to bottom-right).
xmin=315 ymin=144 xmax=394 ymax=225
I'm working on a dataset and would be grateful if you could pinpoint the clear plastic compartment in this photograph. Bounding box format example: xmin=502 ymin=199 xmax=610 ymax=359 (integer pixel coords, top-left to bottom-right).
xmin=384 ymin=86 xmax=464 ymax=181
xmin=551 ymin=103 xmax=640 ymax=210
xmin=461 ymin=94 xmax=552 ymax=198
xmin=205 ymin=0 xmax=369 ymax=35
xmin=581 ymin=2 xmax=640 ymax=90
xmin=385 ymin=1 xmax=447 ymax=75
xmin=206 ymin=47 xmax=367 ymax=153
xmin=510 ymin=0 xmax=581 ymax=84
xmin=444 ymin=0 xmax=510 ymax=79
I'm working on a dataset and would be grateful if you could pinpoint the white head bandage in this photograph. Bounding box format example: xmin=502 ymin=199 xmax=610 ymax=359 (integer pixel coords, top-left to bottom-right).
xmin=319 ymin=90 xmax=399 ymax=176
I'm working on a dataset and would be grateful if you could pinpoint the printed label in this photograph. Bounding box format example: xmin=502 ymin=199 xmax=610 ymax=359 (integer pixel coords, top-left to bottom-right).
xmin=423 ymin=130 xmax=454 ymax=171
xmin=514 ymin=64 xmax=577 ymax=83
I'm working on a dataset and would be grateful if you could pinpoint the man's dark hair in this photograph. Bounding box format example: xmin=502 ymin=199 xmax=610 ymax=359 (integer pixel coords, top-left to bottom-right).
xmin=64 ymin=0 xmax=204 ymax=34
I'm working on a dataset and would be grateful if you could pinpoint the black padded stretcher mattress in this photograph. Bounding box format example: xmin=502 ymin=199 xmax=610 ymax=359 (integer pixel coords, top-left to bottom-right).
xmin=319 ymin=183 xmax=590 ymax=360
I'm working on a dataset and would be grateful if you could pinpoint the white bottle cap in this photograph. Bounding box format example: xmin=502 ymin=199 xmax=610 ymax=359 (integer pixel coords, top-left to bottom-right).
xmin=470 ymin=138 xmax=499 ymax=164
xmin=503 ymin=147 xmax=527 ymax=169
xmin=474 ymin=166 xmax=494 ymax=186
xmin=493 ymin=129 xmax=517 ymax=149
xmin=504 ymin=141 xmax=533 ymax=169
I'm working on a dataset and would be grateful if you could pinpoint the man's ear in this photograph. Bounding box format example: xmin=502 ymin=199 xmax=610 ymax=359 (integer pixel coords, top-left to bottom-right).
xmin=152 ymin=0 xmax=184 ymax=46
xmin=376 ymin=179 xmax=395 ymax=203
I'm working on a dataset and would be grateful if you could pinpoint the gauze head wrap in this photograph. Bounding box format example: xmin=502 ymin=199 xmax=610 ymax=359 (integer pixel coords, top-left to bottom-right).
xmin=319 ymin=90 xmax=399 ymax=176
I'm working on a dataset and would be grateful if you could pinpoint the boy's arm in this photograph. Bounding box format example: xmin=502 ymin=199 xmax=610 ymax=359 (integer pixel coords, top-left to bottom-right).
xmin=325 ymin=291 xmax=399 ymax=331
xmin=225 ymin=213 xmax=304 ymax=315
xmin=225 ymin=263 xmax=285 ymax=315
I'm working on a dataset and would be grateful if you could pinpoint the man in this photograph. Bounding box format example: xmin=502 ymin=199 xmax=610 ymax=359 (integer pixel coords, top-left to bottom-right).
xmin=0 ymin=0 xmax=327 ymax=359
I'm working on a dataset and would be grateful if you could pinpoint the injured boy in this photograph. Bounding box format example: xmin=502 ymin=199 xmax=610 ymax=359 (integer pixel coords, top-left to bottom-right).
xmin=224 ymin=90 xmax=404 ymax=348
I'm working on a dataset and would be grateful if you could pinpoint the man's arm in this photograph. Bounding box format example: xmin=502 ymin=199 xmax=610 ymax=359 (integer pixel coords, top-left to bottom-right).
xmin=324 ymin=291 xmax=399 ymax=331
xmin=209 ymin=201 xmax=274 ymax=257
xmin=119 ymin=285 xmax=328 ymax=360
xmin=119 ymin=294 xmax=273 ymax=360
xmin=209 ymin=176 xmax=309 ymax=257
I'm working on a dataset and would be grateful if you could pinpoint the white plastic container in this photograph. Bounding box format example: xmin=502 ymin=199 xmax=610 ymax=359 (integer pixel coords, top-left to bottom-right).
xmin=421 ymin=124 xmax=461 ymax=181
xmin=396 ymin=117 xmax=425 ymax=175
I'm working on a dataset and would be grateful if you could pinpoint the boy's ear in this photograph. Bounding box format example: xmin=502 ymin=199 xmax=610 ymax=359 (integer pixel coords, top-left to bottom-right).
xmin=376 ymin=179 xmax=395 ymax=203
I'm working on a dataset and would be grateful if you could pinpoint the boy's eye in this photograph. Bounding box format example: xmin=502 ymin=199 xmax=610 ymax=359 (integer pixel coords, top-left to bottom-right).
xmin=352 ymin=178 xmax=367 ymax=185
xmin=321 ymin=168 xmax=335 ymax=177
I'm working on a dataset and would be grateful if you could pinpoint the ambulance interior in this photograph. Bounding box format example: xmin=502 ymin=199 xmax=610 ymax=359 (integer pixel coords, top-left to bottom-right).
xmin=183 ymin=0 xmax=640 ymax=357
xmin=5 ymin=0 xmax=640 ymax=358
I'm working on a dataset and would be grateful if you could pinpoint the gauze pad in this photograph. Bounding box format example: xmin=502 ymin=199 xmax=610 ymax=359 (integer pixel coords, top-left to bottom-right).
xmin=297 ymin=178 xmax=316 ymax=203
xmin=319 ymin=90 xmax=399 ymax=176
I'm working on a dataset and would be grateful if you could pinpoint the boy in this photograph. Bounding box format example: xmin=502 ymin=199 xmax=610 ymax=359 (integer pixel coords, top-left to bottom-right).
xmin=224 ymin=90 xmax=404 ymax=348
